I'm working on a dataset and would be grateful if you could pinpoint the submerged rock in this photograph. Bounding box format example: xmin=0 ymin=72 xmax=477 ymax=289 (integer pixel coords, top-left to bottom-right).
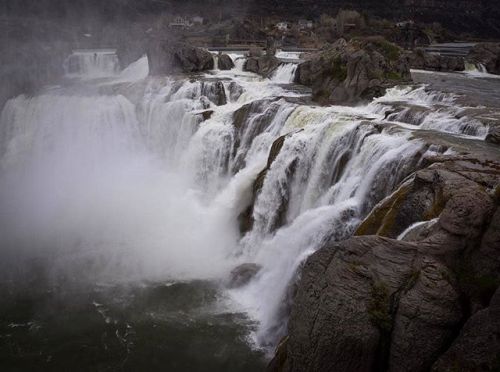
xmin=201 ymin=80 xmax=227 ymax=106
xmin=228 ymin=81 xmax=244 ymax=101
xmin=197 ymin=110 xmax=214 ymax=122
xmin=295 ymin=37 xmax=411 ymax=105
xmin=227 ymin=263 xmax=261 ymax=288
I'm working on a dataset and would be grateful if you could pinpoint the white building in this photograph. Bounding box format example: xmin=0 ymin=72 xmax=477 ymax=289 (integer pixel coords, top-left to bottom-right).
xmin=191 ymin=16 xmax=204 ymax=25
xmin=396 ymin=20 xmax=415 ymax=28
xmin=276 ymin=22 xmax=289 ymax=31
xmin=298 ymin=19 xmax=313 ymax=30
xmin=169 ymin=16 xmax=192 ymax=29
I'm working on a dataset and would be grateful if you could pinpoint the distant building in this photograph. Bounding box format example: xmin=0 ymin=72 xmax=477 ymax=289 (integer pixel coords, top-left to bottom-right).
xmin=276 ymin=22 xmax=289 ymax=31
xmin=298 ymin=19 xmax=313 ymax=30
xmin=169 ymin=16 xmax=192 ymax=29
xmin=191 ymin=16 xmax=204 ymax=25
xmin=396 ymin=20 xmax=415 ymax=28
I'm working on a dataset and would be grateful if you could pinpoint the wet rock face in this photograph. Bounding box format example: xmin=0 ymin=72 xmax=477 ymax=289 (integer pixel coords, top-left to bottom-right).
xmin=295 ymin=37 xmax=410 ymax=105
xmin=270 ymin=157 xmax=500 ymax=372
xmin=147 ymin=41 xmax=214 ymax=75
xmin=228 ymin=82 xmax=244 ymax=101
xmin=227 ymin=263 xmax=261 ymax=288
xmin=431 ymin=288 xmax=500 ymax=371
xmin=244 ymin=55 xmax=280 ymax=78
xmin=486 ymin=126 xmax=500 ymax=145
xmin=218 ymin=54 xmax=235 ymax=70
xmin=468 ymin=43 xmax=500 ymax=75
xmin=201 ymin=81 xmax=227 ymax=106
xmin=409 ymin=49 xmax=465 ymax=72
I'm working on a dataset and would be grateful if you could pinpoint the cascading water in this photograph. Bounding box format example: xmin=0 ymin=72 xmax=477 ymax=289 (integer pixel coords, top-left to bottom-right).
xmin=64 ymin=49 xmax=120 ymax=78
xmin=369 ymin=86 xmax=489 ymax=137
xmin=0 ymin=52 xmax=486 ymax=369
xmin=271 ymin=63 xmax=298 ymax=83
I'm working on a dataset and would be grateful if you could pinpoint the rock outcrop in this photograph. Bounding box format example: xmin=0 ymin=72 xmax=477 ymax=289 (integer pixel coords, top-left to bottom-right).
xmin=486 ymin=127 xmax=500 ymax=145
xmin=295 ymin=37 xmax=411 ymax=105
xmin=218 ymin=54 xmax=235 ymax=70
xmin=245 ymin=55 xmax=281 ymax=78
xmin=269 ymin=156 xmax=500 ymax=372
xmin=431 ymin=288 xmax=500 ymax=371
xmin=227 ymin=263 xmax=262 ymax=288
xmin=201 ymin=80 xmax=227 ymax=106
xmin=147 ymin=41 xmax=214 ymax=75
xmin=467 ymin=43 xmax=500 ymax=75
xmin=409 ymin=49 xmax=465 ymax=72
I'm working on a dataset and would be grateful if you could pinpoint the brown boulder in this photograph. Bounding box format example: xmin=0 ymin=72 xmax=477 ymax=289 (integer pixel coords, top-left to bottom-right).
xmin=296 ymin=37 xmax=411 ymax=105
xmin=218 ymin=53 xmax=234 ymax=70
xmin=467 ymin=43 xmax=500 ymax=75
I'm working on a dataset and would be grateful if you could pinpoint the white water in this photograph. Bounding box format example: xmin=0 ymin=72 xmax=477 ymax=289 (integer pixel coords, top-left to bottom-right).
xmin=370 ymin=86 xmax=489 ymax=138
xmin=0 ymin=54 xmax=483 ymax=353
xmin=271 ymin=63 xmax=298 ymax=83
xmin=275 ymin=51 xmax=303 ymax=61
xmin=464 ymin=62 xmax=500 ymax=79
xmin=397 ymin=218 xmax=439 ymax=240
xmin=64 ymin=49 xmax=120 ymax=79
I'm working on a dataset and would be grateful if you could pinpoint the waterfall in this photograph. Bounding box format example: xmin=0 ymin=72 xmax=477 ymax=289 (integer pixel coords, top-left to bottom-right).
xmin=369 ymin=86 xmax=489 ymax=138
xmin=0 ymin=86 xmax=241 ymax=283
xmin=231 ymin=108 xmax=424 ymax=347
xmin=464 ymin=62 xmax=500 ymax=79
xmin=64 ymin=49 xmax=120 ymax=78
xmin=271 ymin=63 xmax=298 ymax=83
xmin=477 ymin=63 xmax=488 ymax=73
xmin=0 ymin=54 xmax=481 ymax=355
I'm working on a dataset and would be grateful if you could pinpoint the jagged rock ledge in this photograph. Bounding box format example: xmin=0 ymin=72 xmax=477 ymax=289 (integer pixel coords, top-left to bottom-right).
xmin=468 ymin=43 xmax=500 ymax=75
xmin=268 ymin=153 xmax=500 ymax=372
xmin=295 ymin=37 xmax=411 ymax=105
xmin=408 ymin=48 xmax=465 ymax=73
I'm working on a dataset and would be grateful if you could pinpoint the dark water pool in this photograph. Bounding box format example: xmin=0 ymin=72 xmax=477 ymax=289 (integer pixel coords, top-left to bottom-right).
xmin=0 ymin=281 xmax=266 ymax=372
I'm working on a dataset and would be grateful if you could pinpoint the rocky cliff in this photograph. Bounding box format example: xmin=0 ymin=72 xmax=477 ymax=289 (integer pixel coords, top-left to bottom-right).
xmin=269 ymin=152 xmax=500 ymax=372
xmin=296 ymin=37 xmax=411 ymax=104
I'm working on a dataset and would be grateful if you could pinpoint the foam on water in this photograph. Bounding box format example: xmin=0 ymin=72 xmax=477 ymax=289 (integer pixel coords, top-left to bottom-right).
xmin=270 ymin=63 xmax=298 ymax=83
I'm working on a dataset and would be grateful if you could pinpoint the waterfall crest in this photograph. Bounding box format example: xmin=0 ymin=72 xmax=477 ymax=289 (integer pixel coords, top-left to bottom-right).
xmin=271 ymin=63 xmax=298 ymax=83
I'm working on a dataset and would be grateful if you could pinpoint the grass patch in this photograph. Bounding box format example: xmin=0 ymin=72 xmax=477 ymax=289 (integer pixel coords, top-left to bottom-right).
xmin=368 ymin=281 xmax=392 ymax=332
xmin=373 ymin=39 xmax=401 ymax=61
xmin=331 ymin=56 xmax=347 ymax=81
xmin=384 ymin=71 xmax=403 ymax=81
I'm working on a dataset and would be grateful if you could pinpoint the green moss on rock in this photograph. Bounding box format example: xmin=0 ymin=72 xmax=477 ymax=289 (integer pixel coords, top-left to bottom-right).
xmin=368 ymin=281 xmax=392 ymax=332
xmin=356 ymin=183 xmax=411 ymax=237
